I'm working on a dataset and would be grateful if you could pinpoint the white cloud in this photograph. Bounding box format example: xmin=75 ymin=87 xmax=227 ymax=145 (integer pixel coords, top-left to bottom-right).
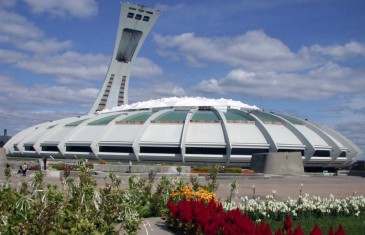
xmin=15 ymin=51 xmax=109 ymax=80
xmin=337 ymin=94 xmax=365 ymax=115
xmin=195 ymin=64 xmax=365 ymax=100
xmin=132 ymin=57 xmax=163 ymax=78
xmin=154 ymin=3 xmax=185 ymax=12
xmin=307 ymin=41 xmax=365 ymax=60
xmin=0 ymin=10 xmax=43 ymax=41
xmin=129 ymin=82 xmax=186 ymax=103
xmin=0 ymin=107 xmax=84 ymax=135
xmin=155 ymin=30 xmax=365 ymax=100
xmin=0 ymin=10 xmax=73 ymax=54
xmin=0 ymin=48 xmax=27 ymax=63
xmin=0 ymin=75 xmax=98 ymax=108
xmin=22 ymin=0 xmax=98 ymax=18
xmin=0 ymin=0 xmax=17 ymax=8
xmin=154 ymin=31 xmax=310 ymax=71
xmin=16 ymin=38 xmax=73 ymax=54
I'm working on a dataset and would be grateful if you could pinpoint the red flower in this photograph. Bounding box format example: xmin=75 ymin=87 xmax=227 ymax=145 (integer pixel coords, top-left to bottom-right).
xmin=327 ymin=226 xmax=334 ymax=235
xmin=259 ymin=220 xmax=266 ymax=233
xmin=263 ymin=223 xmax=273 ymax=235
xmin=276 ymin=228 xmax=283 ymax=235
xmin=293 ymin=225 xmax=305 ymax=235
xmin=284 ymin=214 xmax=293 ymax=231
xmin=310 ymin=224 xmax=323 ymax=235
xmin=335 ymin=224 xmax=346 ymax=235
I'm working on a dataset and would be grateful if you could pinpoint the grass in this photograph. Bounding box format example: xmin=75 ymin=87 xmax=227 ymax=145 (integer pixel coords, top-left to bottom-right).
xmin=266 ymin=214 xmax=365 ymax=234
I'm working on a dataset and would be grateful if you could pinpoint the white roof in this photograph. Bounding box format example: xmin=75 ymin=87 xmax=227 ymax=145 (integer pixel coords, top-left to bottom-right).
xmin=100 ymin=97 xmax=259 ymax=113
xmin=140 ymin=124 xmax=184 ymax=145
xmin=227 ymin=123 xmax=268 ymax=147
xmin=185 ymin=123 xmax=226 ymax=146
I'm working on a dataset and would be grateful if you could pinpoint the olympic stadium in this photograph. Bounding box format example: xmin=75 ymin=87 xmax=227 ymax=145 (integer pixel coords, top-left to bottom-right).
xmin=4 ymin=3 xmax=363 ymax=168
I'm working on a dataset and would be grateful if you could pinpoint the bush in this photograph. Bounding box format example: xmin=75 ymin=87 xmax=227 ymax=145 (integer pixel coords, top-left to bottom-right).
xmin=192 ymin=166 xmax=211 ymax=173
xmin=0 ymin=166 xmax=144 ymax=235
xmin=50 ymin=163 xmax=64 ymax=170
xmin=192 ymin=166 xmax=242 ymax=174
xmin=224 ymin=167 xmax=242 ymax=173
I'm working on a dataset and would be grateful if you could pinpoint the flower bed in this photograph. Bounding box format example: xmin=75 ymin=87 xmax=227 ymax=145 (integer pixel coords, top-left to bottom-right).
xmin=170 ymin=185 xmax=216 ymax=202
xmin=167 ymin=198 xmax=347 ymax=235
xmin=222 ymin=194 xmax=365 ymax=220
xmin=191 ymin=167 xmax=255 ymax=174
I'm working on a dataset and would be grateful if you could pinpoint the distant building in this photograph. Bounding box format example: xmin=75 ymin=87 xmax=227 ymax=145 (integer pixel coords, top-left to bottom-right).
xmin=0 ymin=135 xmax=11 ymax=148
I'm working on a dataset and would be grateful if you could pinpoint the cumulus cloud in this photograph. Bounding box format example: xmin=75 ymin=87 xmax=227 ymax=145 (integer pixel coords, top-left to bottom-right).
xmin=334 ymin=120 xmax=365 ymax=156
xmin=195 ymin=63 xmax=365 ymax=100
xmin=15 ymin=51 xmax=108 ymax=80
xmin=132 ymin=57 xmax=163 ymax=78
xmin=129 ymin=82 xmax=186 ymax=103
xmin=0 ymin=0 xmax=17 ymax=8
xmin=155 ymin=30 xmax=365 ymax=101
xmin=16 ymin=39 xmax=73 ymax=54
xmin=0 ymin=10 xmax=73 ymax=54
xmin=0 ymin=75 xmax=98 ymax=108
xmin=155 ymin=31 xmax=365 ymax=101
xmin=306 ymin=41 xmax=365 ymax=60
xmin=0 ymin=107 xmax=84 ymax=135
xmin=0 ymin=10 xmax=43 ymax=41
xmin=0 ymin=48 xmax=27 ymax=63
xmin=154 ymin=31 xmax=310 ymax=71
xmin=22 ymin=0 xmax=98 ymax=18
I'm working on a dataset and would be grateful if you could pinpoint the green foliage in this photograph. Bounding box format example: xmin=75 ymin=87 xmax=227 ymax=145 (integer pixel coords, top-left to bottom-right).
xmin=29 ymin=171 xmax=45 ymax=191
xmin=226 ymin=180 xmax=237 ymax=203
xmin=204 ymin=165 xmax=220 ymax=192
xmin=151 ymin=176 xmax=174 ymax=216
xmin=4 ymin=165 xmax=11 ymax=182
xmin=224 ymin=167 xmax=242 ymax=173
xmin=193 ymin=166 xmax=211 ymax=172
xmin=189 ymin=174 xmax=201 ymax=191
xmin=176 ymin=165 xmax=182 ymax=175
xmin=194 ymin=166 xmax=242 ymax=173
xmin=0 ymin=165 xmax=145 ymax=234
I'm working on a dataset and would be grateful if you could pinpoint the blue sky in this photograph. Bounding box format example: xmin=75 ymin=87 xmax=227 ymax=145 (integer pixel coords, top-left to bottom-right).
xmin=0 ymin=0 xmax=364 ymax=158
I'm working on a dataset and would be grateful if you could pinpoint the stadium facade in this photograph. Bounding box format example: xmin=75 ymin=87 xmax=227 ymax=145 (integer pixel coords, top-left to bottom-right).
xmin=4 ymin=3 xmax=363 ymax=168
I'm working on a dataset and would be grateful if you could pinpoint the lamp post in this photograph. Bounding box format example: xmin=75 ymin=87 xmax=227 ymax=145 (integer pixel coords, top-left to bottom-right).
xmin=42 ymin=156 xmax=47 ymax=170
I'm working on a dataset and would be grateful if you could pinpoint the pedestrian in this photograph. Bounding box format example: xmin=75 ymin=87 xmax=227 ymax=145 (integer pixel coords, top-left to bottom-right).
xmin=128 ymin=161 xmax=132 ymax=173
xmin=22 ymin=162 xmax=28 ymax=176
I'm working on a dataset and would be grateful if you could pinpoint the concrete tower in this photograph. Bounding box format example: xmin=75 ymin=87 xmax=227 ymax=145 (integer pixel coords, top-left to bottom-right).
xmin=89 ymin=2 xmax=161 ymax=114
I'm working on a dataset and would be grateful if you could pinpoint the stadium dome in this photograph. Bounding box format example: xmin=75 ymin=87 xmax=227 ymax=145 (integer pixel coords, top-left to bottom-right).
xmin=4 ymin=97 xmax=362 ymax=168
xmin=3 ymin=2 xmax=362 ymax=168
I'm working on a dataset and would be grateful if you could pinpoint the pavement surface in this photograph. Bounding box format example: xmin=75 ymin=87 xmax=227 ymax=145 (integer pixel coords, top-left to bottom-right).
xmin=1 ymin=151 xmax=365 ymax=234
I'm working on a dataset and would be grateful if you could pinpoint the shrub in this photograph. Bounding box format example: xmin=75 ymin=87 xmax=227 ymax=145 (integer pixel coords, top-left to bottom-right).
xmin=224 ymin=167 xmax=242 ymax=173
xmin=192 ymin=166 xmax=210 ymax=173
